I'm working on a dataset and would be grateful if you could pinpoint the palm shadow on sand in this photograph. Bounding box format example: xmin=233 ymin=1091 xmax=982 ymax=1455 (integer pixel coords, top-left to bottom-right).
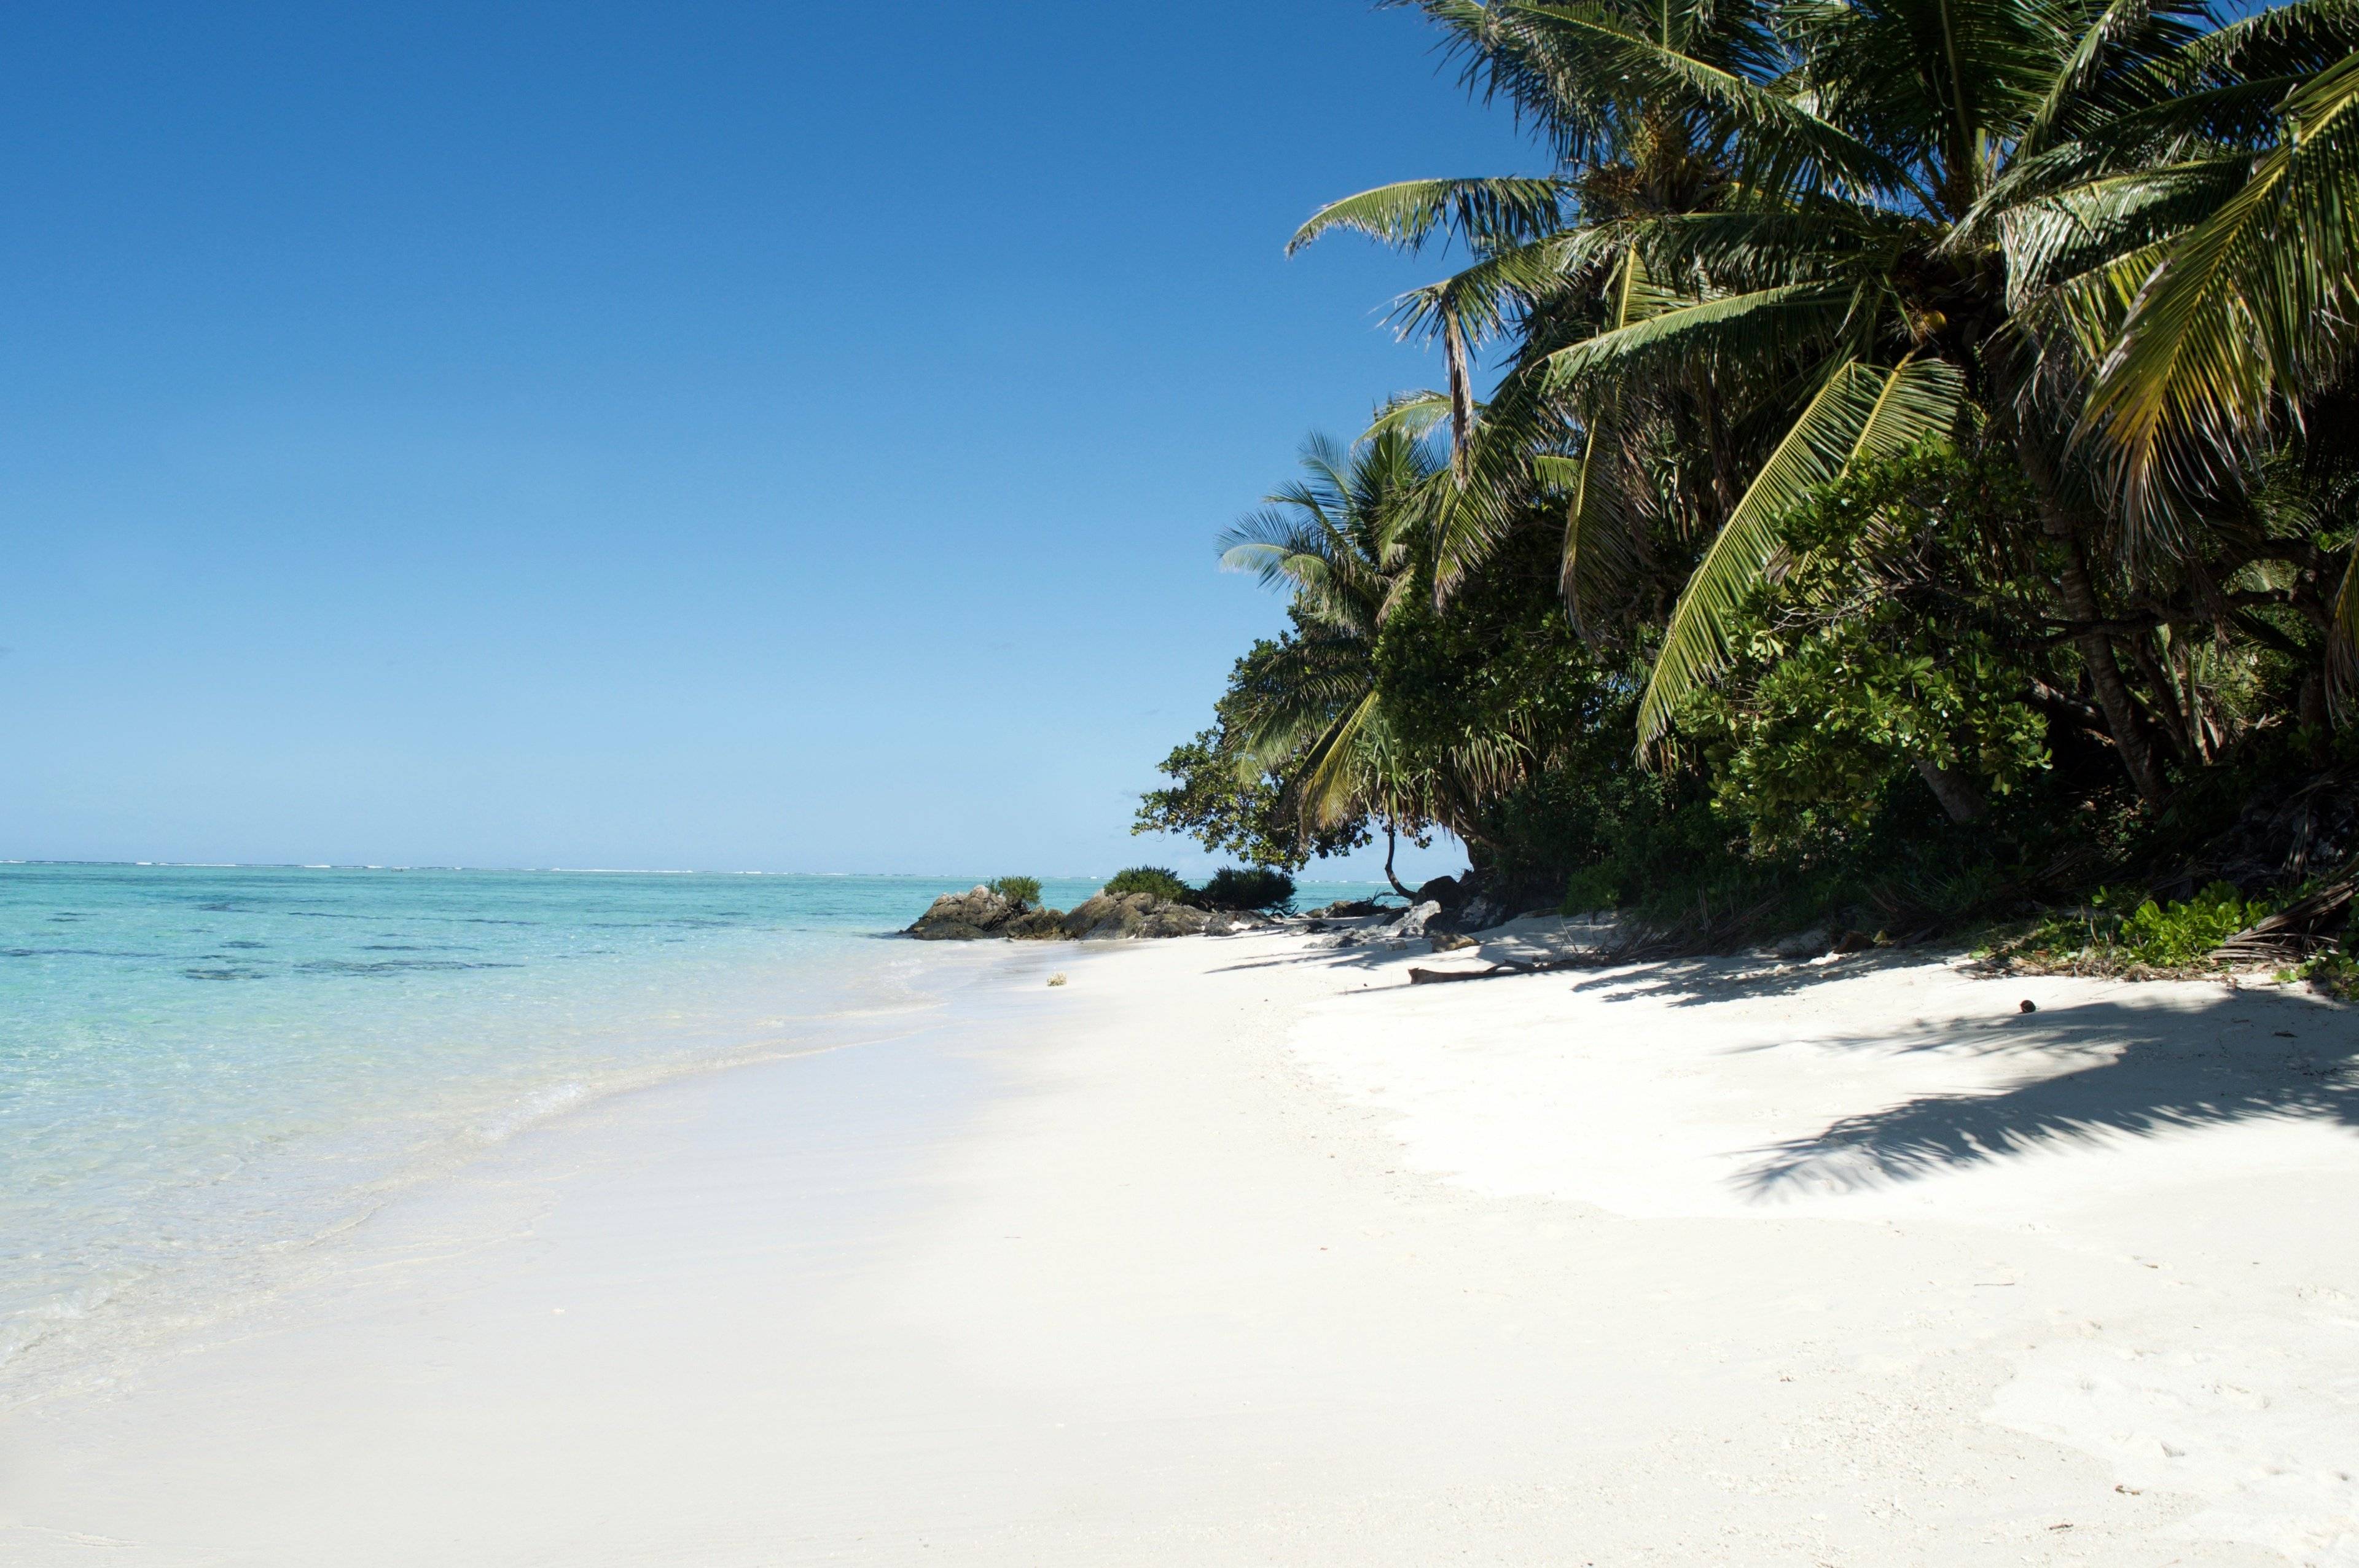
xmin=1735 ymin=996 xmax=2359 ymax=1196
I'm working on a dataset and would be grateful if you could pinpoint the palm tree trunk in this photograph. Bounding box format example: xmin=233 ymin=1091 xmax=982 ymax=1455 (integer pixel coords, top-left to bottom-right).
xmin=1383 ymin=825 xmax=1416 ymax=900
xmin=1444 ymin=314 xmax=1474 ymax=484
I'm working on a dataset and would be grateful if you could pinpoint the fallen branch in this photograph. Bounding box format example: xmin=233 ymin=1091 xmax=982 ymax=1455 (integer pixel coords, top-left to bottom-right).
xmin=1405 ymin=933 xmax=1684 ymax=984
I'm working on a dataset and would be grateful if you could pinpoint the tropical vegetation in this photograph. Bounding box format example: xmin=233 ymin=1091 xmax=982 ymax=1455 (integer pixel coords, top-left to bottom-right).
xmin=986 ymin=875 xmax=1044 ymax=910
xmin=1140 ymin=0 xmax=2359 ymax=953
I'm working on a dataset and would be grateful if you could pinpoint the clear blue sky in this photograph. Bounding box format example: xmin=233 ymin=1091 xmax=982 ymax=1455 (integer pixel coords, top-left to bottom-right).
xmin=1 ymin=1 xmax=1528 ymax=880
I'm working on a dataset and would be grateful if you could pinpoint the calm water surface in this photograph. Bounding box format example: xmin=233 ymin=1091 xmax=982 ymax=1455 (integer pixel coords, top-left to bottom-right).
xmin=0 ymin=864 xmax=1371 ymax=1392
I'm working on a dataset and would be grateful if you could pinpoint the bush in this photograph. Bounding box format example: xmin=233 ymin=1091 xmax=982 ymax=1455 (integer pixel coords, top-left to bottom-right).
xmin=1103 ymin=866 xmax=1192 ymax=903
xmin=986 ymin=875 xmax=1043 ymax=910
xmin=1199 ymin=866 xmax=1296 ymax=911
xmin=1560 ymin=865 xmax=1619 ymax=915
xmin=1998 ymin=881 xmax=2272 ymax=972
xmin=2108 ymin=883 xmax=2266 ymax=966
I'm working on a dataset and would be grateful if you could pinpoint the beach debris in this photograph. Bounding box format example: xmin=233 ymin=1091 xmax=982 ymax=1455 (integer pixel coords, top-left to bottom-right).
xmin=1046 ymin=973 xmax=1068 ymax=987
xmin=1771 ymin=926 xmax=1832 ymax=959
xmin=1430 ymin=932 xmax=1477 ymax=953
xmin=2020 ymin=999 xmax=2038 ymax=1013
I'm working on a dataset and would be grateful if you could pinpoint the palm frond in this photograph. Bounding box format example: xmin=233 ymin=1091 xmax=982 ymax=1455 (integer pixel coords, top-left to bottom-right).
xmin=2076 ymin=51 xmax=2359 ymax=521
xmin=1540 ymin=282 xmax=1855 ymax=392
xmin=1635 ymin=354 xmax=1968 ymax=749
xmin=1288 ymin=176 xmax=1572 ymax=256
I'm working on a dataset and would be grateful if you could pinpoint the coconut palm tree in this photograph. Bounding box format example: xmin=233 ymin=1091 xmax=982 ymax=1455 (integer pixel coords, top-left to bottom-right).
xmin=1215 ymin=427 xmax=1439 ymax=836
xmin=1294 ymin=0 xmax=2359 ymax=803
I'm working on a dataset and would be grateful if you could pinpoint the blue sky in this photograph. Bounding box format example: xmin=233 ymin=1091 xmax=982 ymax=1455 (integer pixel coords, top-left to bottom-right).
xmin=1 ymin=2 xmax=1528 ymax=880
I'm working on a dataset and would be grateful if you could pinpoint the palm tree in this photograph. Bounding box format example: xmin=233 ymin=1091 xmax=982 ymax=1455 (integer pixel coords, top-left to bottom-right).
xmin=1294 ymin=0 xmax=2359 ymax=804
xmin=1216 ymin=428 xmax=1441 ymax=840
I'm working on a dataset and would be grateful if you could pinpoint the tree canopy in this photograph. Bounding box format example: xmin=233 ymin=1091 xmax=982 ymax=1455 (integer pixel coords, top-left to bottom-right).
xmin=1143 ymin=0 xmax=2359 ymax=937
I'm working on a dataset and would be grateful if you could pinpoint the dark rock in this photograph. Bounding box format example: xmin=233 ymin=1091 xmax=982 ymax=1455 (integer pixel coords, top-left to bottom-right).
xmin=1141 ymin=902 xmax=1212 ymax=938
xmin=1003 ymin=908 xmax=1070 ymax=940
xmin=1833 ymin=929 xmax=1877 ymax=954
xmin=907 ymin=885 xmax=1019 ymax=940
xmin=1306 ymin=897 xmax=1389 ymax=918
xmin=1414 ymin=875 xmax=1463 ymax=907
xmin=1457 ymin=895 xmax=1508 ymax=932
xmin=1058 ymin=891 xmax=1210 ymax=941
xmin=1430 ymin=932 xmax=1477 ymax=953
xmin=1060 ymin=892 xmax=1142 ymax=940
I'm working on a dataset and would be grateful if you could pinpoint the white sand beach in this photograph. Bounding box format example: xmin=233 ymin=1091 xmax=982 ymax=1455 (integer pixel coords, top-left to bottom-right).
xmin=4 ymin=923 xmax=2356 ymax=1566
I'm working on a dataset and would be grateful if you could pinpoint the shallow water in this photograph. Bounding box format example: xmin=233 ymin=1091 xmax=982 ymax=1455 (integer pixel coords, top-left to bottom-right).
xmin=0 ymin=864 xmax=1372 ymax=1394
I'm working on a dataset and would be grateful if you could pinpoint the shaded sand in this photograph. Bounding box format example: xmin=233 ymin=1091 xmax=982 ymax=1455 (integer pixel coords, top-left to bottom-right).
xmin=3 ymin=924 xmax=2355 ymax=1564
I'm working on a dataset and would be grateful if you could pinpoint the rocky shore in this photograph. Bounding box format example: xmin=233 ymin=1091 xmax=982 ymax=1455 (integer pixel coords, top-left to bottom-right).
xmin=904 ymin=884 xmax=1281 ymax=942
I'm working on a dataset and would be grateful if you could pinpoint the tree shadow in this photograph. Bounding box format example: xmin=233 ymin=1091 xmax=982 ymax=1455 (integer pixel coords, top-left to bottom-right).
xmin=1565 ymin=947 xmax=1933 ymax=1007
xmin=1735 ymin=996 xmax=2359 ymax=1196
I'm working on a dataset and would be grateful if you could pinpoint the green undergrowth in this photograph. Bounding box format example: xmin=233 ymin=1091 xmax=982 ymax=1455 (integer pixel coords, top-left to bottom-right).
xmin=1102 ymin=866 xmax=1192 ymax=902
xmin=1981 ymin=882 xmax=2276 ymax=975
xmin=1100 ymin=864 xmax=1297 ymax=912
xmin=985 ymin=875 xmax=1043 ymax=909
xmin=1197 ymin=866 xmax=1296 ymax=912
xmin=2282 ymin=949 xmax=2359 ymax=997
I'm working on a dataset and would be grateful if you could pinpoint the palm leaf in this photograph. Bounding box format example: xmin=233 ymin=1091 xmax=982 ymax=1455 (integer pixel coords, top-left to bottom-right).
xmin=1635 ymin=354 xmax=1967 ymax=750
xmin=2076 ymin=51 xmax=2359 ymax=517
xmin=1288 ymin=177 xmax=1571 ymax=256
xmin=1554 ymin=249 xmax=1659 ymax=628
xmin=1539 ymin=282 xmax=1855 ymax=391
xmin=1509 ymin=2 xmax=1909 ymax=197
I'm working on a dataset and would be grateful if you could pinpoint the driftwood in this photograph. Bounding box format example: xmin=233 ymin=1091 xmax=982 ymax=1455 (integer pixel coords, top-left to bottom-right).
xmin=1407 ymin=958 xmax=1595 ymax=985
xmin=1405 ymin=930 xmax=1689 ymax=985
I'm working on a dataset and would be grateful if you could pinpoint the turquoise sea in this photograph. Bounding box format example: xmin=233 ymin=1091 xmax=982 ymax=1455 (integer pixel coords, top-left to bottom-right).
xmin=0 ymin=863 xmax=1374 ymax=1392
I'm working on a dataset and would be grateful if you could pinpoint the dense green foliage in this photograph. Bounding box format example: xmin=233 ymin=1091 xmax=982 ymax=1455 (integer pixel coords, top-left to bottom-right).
xmin=985 ymin=876 xmax=1043 ymax=910
xmin=1137 ymin=0 xmax=2359 ymax=953
xmin=1198 ymin=867 xmax=1298 ymax=912
xmin=1996 ymin=882 xmax=2278 ymax=969
xmin=1103 ymin=867 xmax=1193 ymax=903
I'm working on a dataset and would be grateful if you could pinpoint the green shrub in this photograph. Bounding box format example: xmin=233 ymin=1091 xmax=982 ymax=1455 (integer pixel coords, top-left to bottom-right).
xmin=2110 ymin=883 xmax=2266 ymax=966
xmin=986 ymin=875 xmax=1043 ymax=910
xmin=2287 ymin=948 xmax=2359 ymax=997
xmin=1560 ymin=865 xmax=1619 ymax=915
xmin=2003 ymin=881 xmax=2271 ymax=971
xmin=1199 ymin=866 xmax=1295 ymax=911
xmin=1103 ymin=866 xmax=1192 ymax=903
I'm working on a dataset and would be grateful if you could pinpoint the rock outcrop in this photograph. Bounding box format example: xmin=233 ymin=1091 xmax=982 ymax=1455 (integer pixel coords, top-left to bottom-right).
xmin=1060 ymin=892 xmax=1211 ymax=940
xmin=906 ymin=885 xmax=1021 ymax=940
xmin=1392 ymin=900 xmax=1442 ymax=938
xmin=1002 ymin=908 xmax=1070 ymax=940
xmin=907 ymin=888 xmax=1263 ymax=942
xmin=1414 ymin=875 xmax=1462 ymax=907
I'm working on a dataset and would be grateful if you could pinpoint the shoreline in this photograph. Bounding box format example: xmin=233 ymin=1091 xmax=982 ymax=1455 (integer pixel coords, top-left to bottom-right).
xmin=4 ymin=922 xmax=2353 ymax=1564
xmin=0 ymin=932 xmax=1014 ymax=1412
